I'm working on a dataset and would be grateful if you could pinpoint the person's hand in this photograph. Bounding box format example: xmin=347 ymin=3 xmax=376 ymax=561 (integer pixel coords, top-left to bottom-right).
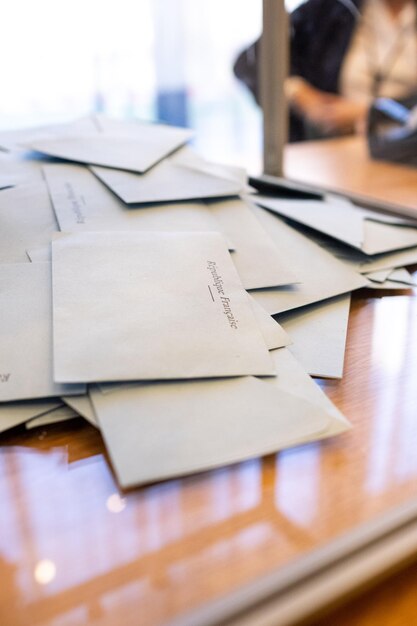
xmin=305 ymin=96 xmax=368 ymax=135
xmin=285 ymin=77 xmax=368 ymax=136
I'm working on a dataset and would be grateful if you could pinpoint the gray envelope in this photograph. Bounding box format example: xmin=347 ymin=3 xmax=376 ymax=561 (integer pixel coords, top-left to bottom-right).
xmin=170 ymin=146 xmax=251 ymax=189
xmin=90 ymin=376 xmax=333 ymax=488
xmin=264 ymin=347 xmax=350 ymax=440
xmin=0 ymin=262 xmax=85 ymax=401
xmin=387 ymin=268 xmax=416 ymax=285
xmin=0 ymin=176 xmax=15 ymax=191
xmin=254 ymin=194 xmax=417 ymax=255
xmin=52 ymin=231 xmax=275 ymax=383
xmin=61 ymin=394 xmax=98 ymax=427
xmin=0 ymin=399 xmax=62 ymax=434
xmin=42 ymin=163 xmax=227 ymax=237
xmin=26 ymin=404 xmax=79 ymax=429
xmin=0 ymin=152 xmax=45 ymax=186
xmin=0 ymin=182 xmax=58 ymax=263
xmin=209 ymin=198 xmax=297 ymax=290
xmin=90 ymin=159 xmax=243 ymax=204
xmin=0 ymin=116 xmax=99 ymax=151
xmin=360 ymin=246 xmax=417 ymax=273
xmin=249 ymin=295 xmax=290 ymax=350
xmin=250 ymin=206 xmax=367 ymax=315
xmin=29 ymin=122 xmax=193 ymax=173
xmin=277 ymin=295 xmax=351 ymax=379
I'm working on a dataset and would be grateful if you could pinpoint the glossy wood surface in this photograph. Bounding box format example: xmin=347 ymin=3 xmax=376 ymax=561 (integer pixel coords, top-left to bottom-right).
xmin=311 ymin=559 xmax=417 ymax=626
xmin=2 ymin=140 xmax=417 ymax=626
xmin=1 ymin=285 xmax=417 ymax=626
xmin=285 ymin=136 xmax=417 ymax=217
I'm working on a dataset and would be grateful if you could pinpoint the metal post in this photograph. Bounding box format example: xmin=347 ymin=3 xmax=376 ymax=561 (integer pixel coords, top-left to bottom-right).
xmin=261 ymin=0 xmax=288 ymax=177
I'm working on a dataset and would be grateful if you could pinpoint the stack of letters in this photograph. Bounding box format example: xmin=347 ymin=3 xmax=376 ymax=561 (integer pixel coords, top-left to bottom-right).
xmin=0 ymin=115 xmax=415 ymax=488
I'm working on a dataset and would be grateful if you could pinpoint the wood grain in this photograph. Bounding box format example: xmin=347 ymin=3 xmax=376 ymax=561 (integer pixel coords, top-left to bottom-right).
xmin=1 ymin=285 xmax=417 ymax=626
xmin=1 ymin=139 xmax=417 ymax=626
xmin=285 ymin=136 xmax=417 ymax=218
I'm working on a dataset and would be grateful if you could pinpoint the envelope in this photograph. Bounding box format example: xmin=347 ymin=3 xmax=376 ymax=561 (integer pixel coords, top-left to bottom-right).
xmin=0 ymin=182 xmax=58 ymax=263
xmin=250 ymin=205 xmax=367 ymax=315
xmin=209 ymin=198 xmax=298 ymax=290
xmin=171 ymin=146 xmax=250 ymax=189
xmin=298 ymin=228 xmax=364 ymax=271
xmin=264 ymin=347 xmax=350 ymax=439
xmin=89 ymin=375 xmax=333 ymax=488
xmin=277 ymin=295 xmax=351 ymax=379
xmin=360 ymin=245 xmax=417 ymax=273
xmin=253 ymin=194 xmax=417 ymax=255
xmin=387 ymin=268 xmax=416 ymax=285
xmin=0 ymin=176 xmax=15 ymax=191
xmin=90 ymin=345 xmax=350 ymax=488
xmin=248 ymin=295 xmax=291 ymax=350
xmin=0 ymin=262 xmax=85 ymax=401
xmin=42 ymin=163 xmax=228 ymax=238
xmin=0 ymin=116 xmax=99 ymax=151
xmin=301 ymin=229 xmax=417 ymax=277
xmin=94 ymin=115 xmax=193 ymax=143
xmin=364 ymin=268 xmax=392 ymax=283
xmin=52 ymin=231 xmax=275 ymax=383
xmin=0 ymin=151 xmax=45 ymax=185
xmin=26 ymin=404 xmax=79 ymax=429
xmin=26 ymin=247 xmax=51 ymax=263
xmin=90 ymin=159 xmax=243 ymax=205
xmin=61 ymin=394 xmax=98 ymax=427
xmin=366 ymin=271 xmax=415 ymax=290
xmin=365 ymin=267 xmax=412 ymax=285
xmin=63 ymin=297 xmax=289 ymax=419
xmin=0 ymin=399 xmax=62 ymax=434
xmin=29 ymin=122 xmax=193 ymax=173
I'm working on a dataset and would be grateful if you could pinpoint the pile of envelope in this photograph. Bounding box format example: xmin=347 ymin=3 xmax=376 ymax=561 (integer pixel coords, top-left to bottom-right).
xmin=0 ymin=115 xmax=415 ymax=489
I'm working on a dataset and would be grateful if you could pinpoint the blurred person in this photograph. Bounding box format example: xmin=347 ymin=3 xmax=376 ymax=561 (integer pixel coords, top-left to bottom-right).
xmin=234 ymin=0 xmax=417 ymax=141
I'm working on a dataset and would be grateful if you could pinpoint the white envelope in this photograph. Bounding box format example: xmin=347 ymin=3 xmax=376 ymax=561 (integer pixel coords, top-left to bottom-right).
xmin=42 ymin=163 xmax=228 ymax=238
xmin=0 ymin=262 xmax=85 ymax=401
xmin=29 ymin=122 xmax=193 ymax=173
xmin=0 ymin=182 xmax=58 ymax=263
xmin=90 ymin=376 xmax=333 ymax=488
xmin=250 ymin=205 xmax=367 ymax=315
xmin=253 ymin=194 xmax=417 ymax=255
xmin=209 ymin=198 xmax=297 ymax=290
xmin=52 ymin=231 xmax=275 ymax=383
xmin=0 ymin=399 xmax=62 ymax=434
xmin=277 ymin=295 xmax=351 ymax=379
xmin=90 ymin=159 xmax=243 ymax=205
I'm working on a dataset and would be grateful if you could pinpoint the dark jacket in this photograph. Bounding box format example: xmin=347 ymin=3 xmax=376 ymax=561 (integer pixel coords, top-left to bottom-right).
xmin=233 ymin=0 xmax=363 ymax=141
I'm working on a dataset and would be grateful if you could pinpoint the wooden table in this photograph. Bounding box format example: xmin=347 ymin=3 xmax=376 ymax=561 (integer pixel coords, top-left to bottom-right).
xmin=1 ymin=138 xmax=417 ymax=626
xmin=285 ymin=135 xmax=417 ymax=219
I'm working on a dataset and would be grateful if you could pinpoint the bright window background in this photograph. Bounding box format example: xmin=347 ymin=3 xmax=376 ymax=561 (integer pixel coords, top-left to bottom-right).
xmin=1 ymin=0 xmax=303 ymax=173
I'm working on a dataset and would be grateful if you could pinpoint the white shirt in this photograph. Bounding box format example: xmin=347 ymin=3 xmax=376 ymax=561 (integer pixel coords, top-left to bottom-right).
xmin=340 ymin=0 xmax=417 ymax=103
